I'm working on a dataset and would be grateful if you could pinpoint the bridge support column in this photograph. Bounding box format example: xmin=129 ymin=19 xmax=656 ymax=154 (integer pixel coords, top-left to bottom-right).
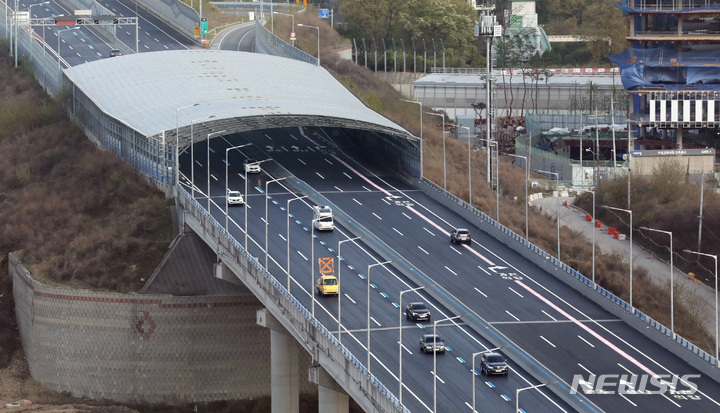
xmin=257 ymin=308 xmax=300 ymax=413
xmin=310 ymin=365 xmax=349 ymax=413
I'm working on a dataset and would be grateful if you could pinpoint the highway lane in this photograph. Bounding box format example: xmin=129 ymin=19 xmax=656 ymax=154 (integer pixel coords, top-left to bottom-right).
xmin=214 ymin=22 xmax=255 ymax=52
xmin=186 ymin=126 xmax=720 ymax=412
xmin=179 ymin=131 xmax=575 ymax=412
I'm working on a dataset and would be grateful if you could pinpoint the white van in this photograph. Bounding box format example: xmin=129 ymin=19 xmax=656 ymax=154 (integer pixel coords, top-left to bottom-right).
xmin=312 ymin=205 xmax=334 ymax=230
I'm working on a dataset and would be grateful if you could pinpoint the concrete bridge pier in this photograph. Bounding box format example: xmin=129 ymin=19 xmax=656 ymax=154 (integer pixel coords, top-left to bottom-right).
xmin=310 ymin=365 xmax=350 ymax=413
xmin=257 ymin=308 xmax=300 ymax=413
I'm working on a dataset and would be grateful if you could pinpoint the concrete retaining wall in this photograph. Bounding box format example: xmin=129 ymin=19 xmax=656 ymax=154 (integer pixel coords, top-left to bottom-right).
xmin=10 ymin=253 xmax=314 ymax=404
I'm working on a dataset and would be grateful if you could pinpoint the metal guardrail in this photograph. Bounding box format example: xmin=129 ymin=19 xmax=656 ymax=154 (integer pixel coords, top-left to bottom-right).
xmin=177 ymin=186 xmax=408 ymax=413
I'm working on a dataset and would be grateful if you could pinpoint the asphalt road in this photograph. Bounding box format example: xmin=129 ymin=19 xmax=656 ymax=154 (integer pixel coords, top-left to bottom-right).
xmin=178 ymin=126 xmax=720 ymax=412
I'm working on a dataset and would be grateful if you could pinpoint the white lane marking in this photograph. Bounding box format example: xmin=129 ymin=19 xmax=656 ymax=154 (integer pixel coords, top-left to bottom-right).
xmin=278 ymin=234 xmax=286 ymax=241
xmin=474 ymin=287 xmax=487 ymax=298
xmin=370 ymin=317 xmax=381 ymax=327
xmin=479 ymin=266 xmax=491 ymax=275
xmin=620 ymin=394 xmax=637 ymax=407
xmin=508 ymin=287 xmax=524 ymax=298
xmin=505 ymin=311 xmax=520 ymax=321
xmin=344 ymin=293 xmax=356 ymax=304
xmin=662 ymin=393 xmax=682 ymax=408
xmin=577 ymin=335 xmax=595 ymax=348
xmin=324 ymin=158 xmax=333 ymax=165
xmin=393 ymin=228 xmax=403 ymax=236
xmin=541 ymin=310 xmax=557 ymax=321
xmin=430 ymin=372 xmax=445 ymax=384
xmin=423 ymin=227 xmax=435 ymax=236
xmin=617 ymin=363 xmax=633 ymax=374
xmin=372 ymin=212 xmax=382 ymax=220
xmin=362 ymin=185 xmax=372 ymax=191
xmin=445 ymin=266 xmax=457 ymax=276
xmin=298 ymin=158 xmax=306 ymax=165
xmin=577 ymin=363 xmax=594 ymax=375
xmin=343 ymin=172 xmax=352 ymax=179
xmin=397 ymin=341 xmax=412 ymax=354
xmin=334 ymin=186 xmax=343 ymax=192
xmin=418 ymin=246 xmax=429 ymax=255
xmin=449 ymin=246 xmax=462 ymax=255
xmin=316 ymin=172 xmax=325 ymax=179
xmin=540 ymin=335 xmax=556 ymax=348
xmin=353 ymin=198 xmax=362 ymax=205
xmin=297 ymin=251 xmax=308 ymax=260
xmin=381 ymin=198 xmax=391 ymax=206
xmin=210 ymin=174 xmax=218 ymax=181
xmin=402 ymin=212 xmax=412 ymax=219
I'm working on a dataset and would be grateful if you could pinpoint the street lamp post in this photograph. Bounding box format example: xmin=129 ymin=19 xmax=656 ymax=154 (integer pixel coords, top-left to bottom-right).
xmin=434 ymin=315 xmax=464 ymax=413
xmin=310 ymin=217 xmax=321 ymax=318
xmin=207 ymin=130 xmax=227 ymax=212
xmin=338 ymin=236 xmax=363 ymax=343
xmin=507 ymin=154 xmax=529 ymax=240
xmin=516 ymin=382 xmax=553 ymax=413
xmin=540 ymin=170 xmax=560 ymax=260
xmin=399 ymin=285 xmax=432 ymax=405
xmin=244 ymin=159 xmax=270 ymax=250
xmin=273 ymin=11 xmax=294 ymax=47
xmin=175 ymin=103 xmax=200 ymax=188
xmin=367 ymin=260 xmax=394 ymax=374
xmin=286 ymin=195 xmax=309 ymax=293
xmin=425 ymin=112 xmax=446 ymax=190
xmin=190 ymin=116 xmax=215 ymax=201
xmin=297 ymin=23 xmax=319 ymax=66
xmin=401 ymin=99 xmax=423 ymax=177
xmin=225 ymin=143 xmax=251 ymax=231
xmin=642 ymin=227 xmax=674 ymax=337
xmin=265 ymin=177 xmax=289 ymax=270
xmin=57 ymin=27 xmax=80 ymax=69
xmin=602 ymin=205 xmax=633 ymax=309
xmin=472 ymin=346 xmax=507 ymax=413
xmin=684 ymin=249 xmax=717 ymax=367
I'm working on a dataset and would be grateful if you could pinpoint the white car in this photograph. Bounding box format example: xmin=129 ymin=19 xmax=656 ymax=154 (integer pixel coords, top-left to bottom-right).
xmin=227 ymin=190 xmax=244 ymax=205
xmin=244 ymin=159 xmax=261 ymax=173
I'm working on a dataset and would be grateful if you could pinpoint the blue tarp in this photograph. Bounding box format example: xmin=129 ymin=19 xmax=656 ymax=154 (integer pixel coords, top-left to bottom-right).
xmin=613 ymin=1 xmax=720 ymax=13
xmin=610 ymin=47 xmax=720 ymax=90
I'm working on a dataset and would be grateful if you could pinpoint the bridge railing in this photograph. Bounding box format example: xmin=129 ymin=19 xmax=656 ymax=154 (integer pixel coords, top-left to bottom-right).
xmin=177 ymin=186 xmax=408 ymax=413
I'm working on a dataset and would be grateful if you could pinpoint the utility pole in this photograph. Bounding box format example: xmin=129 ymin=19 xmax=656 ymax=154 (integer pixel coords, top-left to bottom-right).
xmin=475 ymin=12 xmax=501 ymax=186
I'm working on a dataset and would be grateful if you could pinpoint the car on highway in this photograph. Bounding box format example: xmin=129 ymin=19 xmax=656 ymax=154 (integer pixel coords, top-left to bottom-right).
xmin=480 ymin=352 xmax=508 ymax=376
xmin=108 ymin=49 xmax=123 ymax=57
xmin=405 ymin=302 xmax=431 ymax=322
xmin=244 ymin=159 xmax=261 ymax=173
xmin=316 ymin=275 xmax=339 ymax=296
xmin=227 ymin=190 xmax=244 ymax=205
xmin=450 ymin=228 xmax=471 ymax=245
xmin=419 ymin=334 xmax=446 ymax=353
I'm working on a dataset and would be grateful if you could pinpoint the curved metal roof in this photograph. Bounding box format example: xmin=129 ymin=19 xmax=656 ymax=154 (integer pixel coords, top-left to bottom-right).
xmin=63 ymin=49 xmax=413 ymax=146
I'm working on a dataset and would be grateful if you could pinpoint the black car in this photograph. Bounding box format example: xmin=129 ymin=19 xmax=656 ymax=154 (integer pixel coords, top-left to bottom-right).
xmin=420 ymin=334 xmax=446 ymax=353
xmin=405 ymin=302 xmax=431 ymax=322
xmin=481 ymin=352 xmax=508 ymax=376
xmin=450 ymin=228 xmax=471 ymax=244
xmin=108 ymin=49 xmax=123 ymax=57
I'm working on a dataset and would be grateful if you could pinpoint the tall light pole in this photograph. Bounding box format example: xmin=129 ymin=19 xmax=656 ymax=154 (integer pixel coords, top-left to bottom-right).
xmin=367 ymin=260 xmax=395 ymax=374
xmin=225 ymin=143 xmax=251 ymax=231
xmin=642 ymin=227 xmax=674 ymax=337
xmin=425 ymin=112 xmax=446 ymax=189
xmin=190 ymin=116 xmax=215 ymax=200
xmin=273 ymin=11 xmax=294 ymax=47
xmin=540 ymin=170 xmax=560 ymax=259
xmin=265 ymin=177 xmax=289 ymax=270
xmin=338 ymin=236 xmax=363 ymax=343
xmin=472 ymin=346 xmax=507 ymax=413
xmin=433 ymin=315 xmax=464 ymax=413
xmin=582 ymin=189 xmax=596 ymax=287
xmin=175 ymin=103 xmax=200 ymax=187
xmin=684 ymin=249 xmax=717 ymax=367
xmin=603 ymin=205 xmax=633 ymax=310
xmin=507 ymin=154 xmax=529 ymax=240
xmin=244 ymin=159 xmax=270 ymax=250
xmin=207 ymin=130 xmax=226 ymax=212
xmin=399 ymin=284 xmax=431 ymax=405
xmin=311 ymin=217 xmax=321 ymax=318
xmin=297 ymin=23 xmax=319 ymax=66
xmin=57 ymin=27 xmax=80 ymax=69
xmin=286 ymin=195 xmax=309 ymax=293
xmin=516 ymin=382 xmax=553 ymax=413
xmin=453 ymin=125 xmax=472 ymax=205
xmin=401 ymin=99 xmax=423 ymax=177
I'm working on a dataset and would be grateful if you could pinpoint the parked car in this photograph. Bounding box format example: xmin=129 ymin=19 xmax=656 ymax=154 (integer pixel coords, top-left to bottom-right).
xmin=227 ymin=190 xmax=244 ymax=205
xmin=419 ymin=334 xmax=446 ymax=354
xmin=316 ymin=275 xmax=339 ymax=296
xmin=481 ymin=352 xmax=509 ymax=376
xmin=450 ymin=228 xmax=471 ymax=245
xmin=405 ymin=302 xmax=431 ymax=322
xmin=244 ymin=159 xmax=261 ymax=173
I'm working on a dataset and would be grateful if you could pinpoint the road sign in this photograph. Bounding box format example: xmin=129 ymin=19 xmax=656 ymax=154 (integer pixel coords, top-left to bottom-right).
xmin=290 ymin=32 xmax=296 ymax=40
xmin=249 ymin=11 xmax=255 ymax=21
xmin=319 ymin=257 xmax=334 ymax=274
xmin=319 ymin=8 xmax=329 ymax=18
xmin=194 ymin=26 xmax=200 ymax=36
xmin=200 ymin=17 xmax=208 ymax=34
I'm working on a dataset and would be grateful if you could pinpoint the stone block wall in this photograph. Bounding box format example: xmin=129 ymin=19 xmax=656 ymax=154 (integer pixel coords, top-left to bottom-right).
xmin=10 ymin=254 xmax=314 ymax=404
